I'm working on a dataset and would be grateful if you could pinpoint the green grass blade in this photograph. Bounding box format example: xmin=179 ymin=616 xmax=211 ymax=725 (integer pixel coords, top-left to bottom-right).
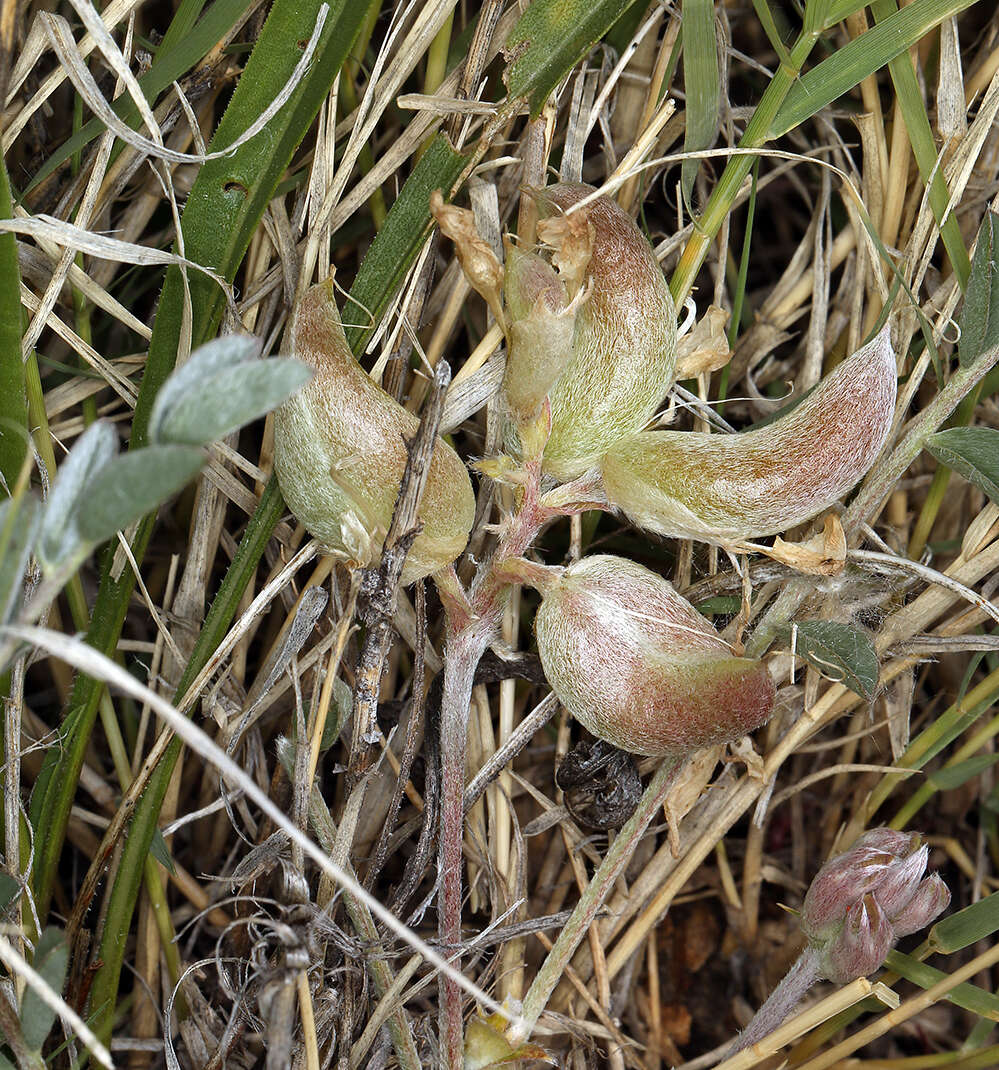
xmin=156 ymin=0 xmax=212 ymax=59
xmin=505 ymin=0 xmax=645 ymax=117
xmin=884 ymin=950 xmax=999 ymax=1020
xmin=771 ymin=0 xmax=979 ymax=139
xmin=821 ymin=0 xmax=874 ymax=27
xmin=869 ymin=0 xmax=971 ymax=288
xmin=773 ymin=0 xmax=973 ymax=286
xmin=0 ymin=156 xmax=27 ymax=495
xmin=681 ymin=0 xmax=720 ymax=206
xmin=927 ymin=893 xmax=999 ymax=955
xmin=750 ymin=0 xmax=791 ymax=63
xmin=343 ymin=135 xmax=466 ymax=355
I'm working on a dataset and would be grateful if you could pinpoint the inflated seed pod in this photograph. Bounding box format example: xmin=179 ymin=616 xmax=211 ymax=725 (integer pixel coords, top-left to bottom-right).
xmin=273 ymin=279 xmax=475 ymax=584
xmin=534 ymin=554 xmax=775 ymax=757
xmin=503 ymin=183 xmax=678 ymax=481
xmin=600 ymin=327 xmax=896 ymax=543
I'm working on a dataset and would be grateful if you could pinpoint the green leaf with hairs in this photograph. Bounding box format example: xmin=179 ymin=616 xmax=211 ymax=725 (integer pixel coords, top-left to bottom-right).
xmin=505 ymin=0 xmax=644 ymax=117
xmin=20 ymin=927 xmax=69 ymax=1051
xmin=38 ymin=421 xmax=117 ymax=572
xmin=0 ymin=495 xmax=40 ymax=627
xmin=77 ymin=446 xmax=206 ymax=545
xmin=149 ymin=336 xmax=311 ymax=446
xmin=783 ymin=620 xmax=880 ymax=700
xmin=926 ymin=427 xmax=999 ymax=506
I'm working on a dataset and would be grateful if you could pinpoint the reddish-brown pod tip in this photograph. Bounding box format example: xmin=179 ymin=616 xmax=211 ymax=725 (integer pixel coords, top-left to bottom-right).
xmin=534 ymin=554 xmax=775 ymax=756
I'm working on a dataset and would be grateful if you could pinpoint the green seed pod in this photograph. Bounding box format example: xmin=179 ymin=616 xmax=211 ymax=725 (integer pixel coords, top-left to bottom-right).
xmin=501 ymin=243 xmax=577 ymax=425
xmin=503 ymin=183 xmax=677 ymax=481
xmin=534 ymin=554 xmax=775 ymax=757
xmin=273 ymin=279 xmax=475 ymax=584
xmin=600 ymin=327 xmax=896 ymax=543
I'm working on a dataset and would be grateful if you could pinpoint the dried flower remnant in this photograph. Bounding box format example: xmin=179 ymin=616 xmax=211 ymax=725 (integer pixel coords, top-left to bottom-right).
xmin=600 ymin=326 xmax=897 ymax=544
xmin=273 ymin=279 xmax=475 ymax=584
xmin=430 ymin=191 xmax=506 ymax=330
xmin=533 ymin=554 xmax=775 ymax=757
xmin=503 ymin=183 xmax=678 ymax=480
xmin=729 ymin=827 xmax=950 ymax=1056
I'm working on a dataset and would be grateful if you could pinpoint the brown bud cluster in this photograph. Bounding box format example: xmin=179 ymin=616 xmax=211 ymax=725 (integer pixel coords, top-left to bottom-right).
xmin=801 ymin=828 xmax=950 ymax=983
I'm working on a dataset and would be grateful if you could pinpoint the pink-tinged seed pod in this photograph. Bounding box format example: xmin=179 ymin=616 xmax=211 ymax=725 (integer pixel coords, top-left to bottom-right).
xmin=503 ymin=183 xmax=677 ymax=481
xmin=273 ymin=279 xmax=475 ymax=584
xmin=600 ymin=326 xmax=897 ymax=543
xmin=534 ymin=554 xmax=775 ymax=757
xmin=801 ymin=828 xmax=950 ymax=983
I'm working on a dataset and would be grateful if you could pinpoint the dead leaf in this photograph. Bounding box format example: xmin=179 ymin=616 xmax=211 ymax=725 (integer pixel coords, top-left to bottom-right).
xmin=735 ymin=513 xmax=846 ymax=576
xmin=675 ymin=305 xmax=732 ymax=378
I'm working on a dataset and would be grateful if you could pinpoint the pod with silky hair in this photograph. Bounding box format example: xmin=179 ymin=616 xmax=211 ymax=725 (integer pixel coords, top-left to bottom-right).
xmin=534 ymin=554 xmax=775 ymax=757
xmin=273 ymin=280 xmax=476 ymax=584
xmin=600 ymin=327 xmax=896 ymax=543
xmin=503 ymin=183 xmax=678 ymax=481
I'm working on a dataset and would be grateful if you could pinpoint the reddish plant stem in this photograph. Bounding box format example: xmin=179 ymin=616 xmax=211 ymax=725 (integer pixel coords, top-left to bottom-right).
xmin=726 ymin=946 xmax=823 ymax=1056
xmin=435 ymin=462 xmax=549 ymax=1067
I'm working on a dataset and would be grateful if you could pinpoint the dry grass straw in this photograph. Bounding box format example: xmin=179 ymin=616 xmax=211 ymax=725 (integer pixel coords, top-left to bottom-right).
xmin=5 ymin=0 xmax=999 ymax=1067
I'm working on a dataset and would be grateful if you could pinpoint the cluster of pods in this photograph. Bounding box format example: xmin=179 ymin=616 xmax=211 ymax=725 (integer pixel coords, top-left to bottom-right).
xmin=274 ymin=181 xmax=898 ymax=761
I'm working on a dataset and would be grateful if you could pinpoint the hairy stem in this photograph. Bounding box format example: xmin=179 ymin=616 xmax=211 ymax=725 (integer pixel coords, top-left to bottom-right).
xmin=727 ymin=946 xmax=823 ymax=1056
xmin=508 ymin=754 xmax=683 ymax=1045
xmin=435 ymin=461 xmax=549 ymax=1066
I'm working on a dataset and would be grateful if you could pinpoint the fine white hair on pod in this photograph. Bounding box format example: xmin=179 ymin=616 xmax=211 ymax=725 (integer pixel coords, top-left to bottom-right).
xmin=600 ymin=325 xmax=897 ymax=544
xmin=535 ymin=554 xmax=776 ymax=757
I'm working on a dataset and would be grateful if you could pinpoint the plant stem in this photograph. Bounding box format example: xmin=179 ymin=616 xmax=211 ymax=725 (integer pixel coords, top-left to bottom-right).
xmin=507 ymin=754 xmax=683 ymax=1046
xmin=726 ymin=946 xmax=823 ymax=1056
xmin=435 ymin=462 xmax=550 ymax=1066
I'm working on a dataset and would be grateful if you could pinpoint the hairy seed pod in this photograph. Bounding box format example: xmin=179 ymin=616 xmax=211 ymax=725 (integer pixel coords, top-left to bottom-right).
xmin=503 ymin=183 xmax=677 ymax=480
xmin=534 ymin=555 xmax=775 ymax=757
xmin=600 ymin=327 xmax=897 ymax=543
xmin=273 ymin=279 xmax=475 ymax=583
